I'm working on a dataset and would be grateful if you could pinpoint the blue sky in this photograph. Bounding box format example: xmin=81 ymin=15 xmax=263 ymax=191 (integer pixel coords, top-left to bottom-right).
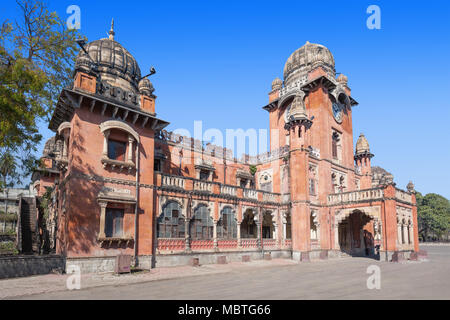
xmin=3 ymin=0 xmax=450 ymax=198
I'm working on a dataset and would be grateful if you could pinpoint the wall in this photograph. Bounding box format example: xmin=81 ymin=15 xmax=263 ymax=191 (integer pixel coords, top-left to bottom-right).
xmin=0 ymin=255 xmax=65 ymax=279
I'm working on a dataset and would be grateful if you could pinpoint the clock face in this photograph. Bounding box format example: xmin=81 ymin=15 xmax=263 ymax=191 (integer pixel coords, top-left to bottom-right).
xmin=332 ymin=102 xmax=343 ymax=123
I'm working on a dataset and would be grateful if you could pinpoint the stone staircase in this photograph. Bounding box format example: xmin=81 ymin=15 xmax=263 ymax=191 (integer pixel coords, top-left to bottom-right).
xmin=20 ymin=197 xmax=39 ymax=254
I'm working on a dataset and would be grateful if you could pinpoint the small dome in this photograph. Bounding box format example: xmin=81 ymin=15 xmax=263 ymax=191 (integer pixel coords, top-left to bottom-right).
xmin=271 ymin=77 xmax=282 ymax=90
xmin=283 ymin=41 xmax=335 ymax=86
xmin=355 ymin=133 xmax=370 ymax=155
xmin=74 ymin=22 xmax=141 ymax=93
xmin=407 ymin=181 xmax=415 ymax=192
xmin=337 ymin=73 xmax=348 ymax=85
xmin=139 ymin=78 xmax=154 ymax=96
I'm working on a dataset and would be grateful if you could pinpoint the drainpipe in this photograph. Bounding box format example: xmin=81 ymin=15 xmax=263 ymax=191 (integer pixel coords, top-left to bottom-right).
xmin=133 ymin=142 xmax=140 ymax=267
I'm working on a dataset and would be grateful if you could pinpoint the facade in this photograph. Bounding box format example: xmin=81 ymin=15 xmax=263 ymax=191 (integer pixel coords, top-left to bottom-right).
xmin=34 ymin=25 xmax=419 ymax=272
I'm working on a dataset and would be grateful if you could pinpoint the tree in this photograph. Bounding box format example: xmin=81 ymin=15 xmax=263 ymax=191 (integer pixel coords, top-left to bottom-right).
xmin=0 ymin=0 xmax=83 ymax=181
xmin=417 ymin=192 xmax=450 ymax=242
xmin=0 ymin=151 xmax=18 ymax=214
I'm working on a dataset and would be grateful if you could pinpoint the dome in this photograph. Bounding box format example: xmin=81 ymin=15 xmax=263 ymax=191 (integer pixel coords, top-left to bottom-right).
xmin=139 ymin=78 xmax=155 ymax=96
xmin=74 ymin=21 xmax=141 ymax=93
xmin=271 ymin=77 xmax=282 ymax=90
xmin=355 ymin=133 xmax=370 ymax=155
xmin=283 ymin=41 xmax=335 ymax=86
xmin=337 ymin=73 xmax=348 ymax=85
xmin=406 ymin=181 xmax=415 ymax=192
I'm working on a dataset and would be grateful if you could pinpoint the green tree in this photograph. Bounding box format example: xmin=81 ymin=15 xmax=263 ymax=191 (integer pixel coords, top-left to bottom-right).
xmin=417 ymin=192 xmax=450 ymax=242
xmin=0 ymin=151 xmax=18 ymax=214
xmin=0 ymin=0 xmax=83 ymax=181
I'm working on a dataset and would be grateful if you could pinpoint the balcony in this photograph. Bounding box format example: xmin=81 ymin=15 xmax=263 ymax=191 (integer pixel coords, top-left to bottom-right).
xmin=243 ymin=189 xmax=258 ymax=200
xmin=158 ymin=173 xmax=280 ymax=202
xmin=328 ymin=188 xmax=384 ymax=205
xmin=161 ymin=175 xmax=185 ymax=189
xmin=220 ymin=185 xmax=237 ymax=197
xmin=193 ymin=180 xmax=213 ymax=193
xmin=395 ymin=189 xmax=413 ymax=204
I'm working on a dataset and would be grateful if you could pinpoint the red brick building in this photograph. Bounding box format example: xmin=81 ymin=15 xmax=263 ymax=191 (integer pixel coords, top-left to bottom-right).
xmin=34 ymin=26 xmax=418 ymax=272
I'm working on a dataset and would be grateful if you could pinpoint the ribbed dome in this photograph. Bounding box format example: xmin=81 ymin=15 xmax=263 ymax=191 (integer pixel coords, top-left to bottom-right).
xmin=75 ymin=37 xmax=141 ymax=93
xmin=271 ymin=77 xmax=282 ymax=90
xmin=138 ymin=78 xmax=155 ymax=96
xmin=355 ymin=133 xmax=370 ymax=155
xmin=283 ymin=41 xmax=335 ymax=86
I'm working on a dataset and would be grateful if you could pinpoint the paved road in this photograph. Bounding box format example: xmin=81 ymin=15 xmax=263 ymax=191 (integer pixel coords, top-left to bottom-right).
xmin=17 ymin=245 xmax=450 ymax=300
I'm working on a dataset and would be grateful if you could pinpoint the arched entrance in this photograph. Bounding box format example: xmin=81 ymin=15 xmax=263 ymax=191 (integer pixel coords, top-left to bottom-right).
xmin=262 ymin=211 xmax=274 ymax=239
xmin=338 ymin=210 xmax=375 ymax=257
xmin=241 ymin=209 xmax=257 ymax=238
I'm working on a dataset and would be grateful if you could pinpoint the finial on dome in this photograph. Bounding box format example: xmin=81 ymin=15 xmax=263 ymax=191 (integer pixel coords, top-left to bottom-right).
xmin=109 ymin=18 xmax=115 ymax=41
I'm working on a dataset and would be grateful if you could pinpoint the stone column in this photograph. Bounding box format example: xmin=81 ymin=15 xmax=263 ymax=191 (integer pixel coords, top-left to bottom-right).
xmin=403 ymin=223 xmax=408 ymax=245
xmin=127 ymin=135 xmax=134 ymax=163
xmin=184 ymin=218 xmax=191 ymax=252
xmin=334 ymin=220 xmax=340 ymax=250
xmin=99 ymin=201 xmax=107 ymax=238
xmin=237 ymin=222 xmax=241 ymax=247
xmin=213 ymin=220 xmax=218 ymax=250
xmin=256 ymin=222 xmax=262 ymax=248
xmin=62 ymin=134 xmax=68 ymax=159
xmin=102 ymin=130 xmax=110 ymax=158
xmin=408 ymin=223 xmax=413 ymax=244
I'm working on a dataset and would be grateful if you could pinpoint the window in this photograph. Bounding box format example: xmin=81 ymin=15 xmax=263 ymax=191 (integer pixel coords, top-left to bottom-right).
xmin=108 ymin=139 xmax=126 ymax=161
xmin=285 ymin=213 xmax=292 ymax=239
xmin=105 ymin=208 xmax=124 ymax=238
xmin=157 ymin=201 xmax=185 ymax=238
xmin=309 ymin=178 xmax=316 ymax=196
xmin=199 ymin=169 xmax=209 ymax=181
xmin=217 ymin=207 xmax=237 ymax=239
xmin=154 ymin=159 xmax=161 ymax=172
xmin=332 ymin=132 xmax=339 ymax=159
xmin=190 ymin=205 xmax=213 ymax=239
xmin=240 ymin=179 xmax=247 ymax=188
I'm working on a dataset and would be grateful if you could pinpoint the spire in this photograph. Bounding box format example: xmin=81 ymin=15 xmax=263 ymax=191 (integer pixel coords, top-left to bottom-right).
xmin=109 ymin=18 xmax=115 ymax=41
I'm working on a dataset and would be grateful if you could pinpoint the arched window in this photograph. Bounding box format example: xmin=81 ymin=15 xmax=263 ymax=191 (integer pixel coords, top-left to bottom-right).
xmin=190 ymin=205 xmax=213 ymax=240
xmin=157 ymin=201 xmax=185 ymax=238
xmin=241 ymin=209 xmax=256 ymax=238
xmin=217 ymin=207 xmax=237 ymax=239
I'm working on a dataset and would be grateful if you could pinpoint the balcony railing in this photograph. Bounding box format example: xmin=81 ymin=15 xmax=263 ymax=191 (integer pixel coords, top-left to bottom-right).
xmin=243 ymin=189 xmax=258 ymax=200
xmin=193 ymin=180 xmax=213 ymax=193
xmin=328 ymin=188 xmax=384 ymax=205
xmin=220 ymin=185 xmax=237 ymax=197
xmin=395 ymin=189 xmax=413 ymax=204
xmin=158 ymin=174 xmax=281 ymax=202
xmin=161 ymin=175 xmax=185 ymax=189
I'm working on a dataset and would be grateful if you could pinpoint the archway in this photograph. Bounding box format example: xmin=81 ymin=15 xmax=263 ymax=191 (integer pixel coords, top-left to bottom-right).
xmin=338 ymin=210 xmax=375 ymax=257
xmin=241 ymin=209 xmax=257 ymax=238
xmin=262 ymin=211 xmax=274 ymax=239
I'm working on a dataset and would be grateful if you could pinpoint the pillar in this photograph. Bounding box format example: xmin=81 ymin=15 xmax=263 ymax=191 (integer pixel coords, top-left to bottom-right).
xmin=403 ymin=223 xmax=408 ymax=245
xmin=99 ymin=201 xmax=107 ymax=238
xmin=213 ymin=220 xmax=218 ymax=250
xmin=397 ymin=222 xmax=402 ymax=246
xmin=184 ymin=218 xmax=191 ymax=252
xmin=127 ymin=135 xmax=134 ymax=163
xmin=102 ymin=130 xmax=110 ymax=158
xmin=237 ymin=222 xmax=241 ymax=247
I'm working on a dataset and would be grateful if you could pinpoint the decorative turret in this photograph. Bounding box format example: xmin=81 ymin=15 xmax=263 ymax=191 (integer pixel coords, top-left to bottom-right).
xmin=355 ymin=133 xmax=374 ymax=189
xmin=407 ymin=181 xmax=415 ymax=193
xmin=355 ymin=133 xmax=374 ymax=160
xmin=271 ymin=77 xmax=282 ymax=91
xmin=337 ymin=73 xmax=348 ymax=86
xmin=139 ymin=78 xmax=155 ymax=97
